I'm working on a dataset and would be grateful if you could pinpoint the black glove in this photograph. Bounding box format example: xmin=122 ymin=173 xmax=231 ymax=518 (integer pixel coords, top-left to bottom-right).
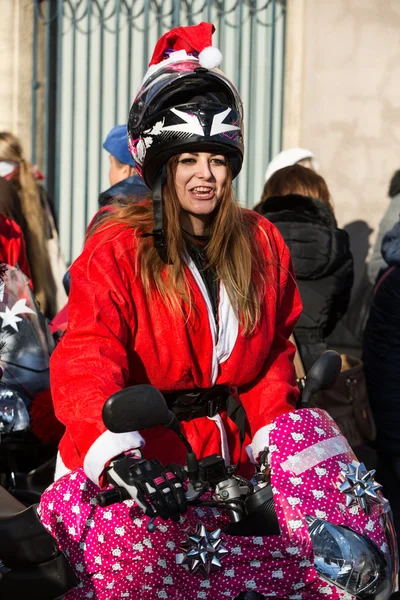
xmin=107 ymin=455 xmax=187 ymax=521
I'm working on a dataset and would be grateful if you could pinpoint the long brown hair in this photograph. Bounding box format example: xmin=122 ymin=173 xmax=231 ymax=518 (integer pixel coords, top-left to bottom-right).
xmin=255 ymin=164 xmax=334 ymax=213
xmin=88 ymin=156 xmax=271 ymax=333
xmin=0 ymin=131 xmax=57 ymax=316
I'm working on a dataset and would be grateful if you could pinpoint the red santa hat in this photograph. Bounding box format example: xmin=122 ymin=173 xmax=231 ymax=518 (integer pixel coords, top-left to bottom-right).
xmin=147 ymin=22 xmax=223 ymax=74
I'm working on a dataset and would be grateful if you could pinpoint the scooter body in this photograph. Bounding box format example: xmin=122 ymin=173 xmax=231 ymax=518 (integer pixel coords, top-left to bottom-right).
xmin=0 ymin=265 xmax=54 ymax=405
xmin=0 ymin=485 xmax=77 ymax=599
xmin=1 ymin=353 xmax=397 ymax=599
xmin=0 ymin=265 xmax=56 ymax=503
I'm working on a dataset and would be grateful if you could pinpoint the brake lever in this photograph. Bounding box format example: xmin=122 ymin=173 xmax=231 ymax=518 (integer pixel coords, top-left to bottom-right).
xmin=185 ymin=481 xmax=208 ymax=502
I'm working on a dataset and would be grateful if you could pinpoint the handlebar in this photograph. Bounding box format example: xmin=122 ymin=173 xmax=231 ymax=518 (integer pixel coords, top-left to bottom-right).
xmin=95 ymin=452 xmax=280 ymax=537
xmin=97 ymin=486 xmax=131 ymax=507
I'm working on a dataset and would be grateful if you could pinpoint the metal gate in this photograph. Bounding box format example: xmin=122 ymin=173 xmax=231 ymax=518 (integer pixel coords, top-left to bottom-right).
xmin=32 ymin=0 xmax=286 ymax=264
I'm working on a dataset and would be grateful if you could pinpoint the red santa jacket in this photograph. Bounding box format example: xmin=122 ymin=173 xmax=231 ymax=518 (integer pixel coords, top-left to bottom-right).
xmin=0 ymin=213 xmax=32 ymax=280
xmin=51 ymin=210 xmax=302 ymax=485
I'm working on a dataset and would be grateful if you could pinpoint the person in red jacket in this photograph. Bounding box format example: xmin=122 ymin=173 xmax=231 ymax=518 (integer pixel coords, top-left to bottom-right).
xmin=51 ymin=20 xmax=301 ymax=488
xmin=0 ymin=210 xmax=31 ymax=280
xmin=43 ymin=23 xmax=301 ymax=595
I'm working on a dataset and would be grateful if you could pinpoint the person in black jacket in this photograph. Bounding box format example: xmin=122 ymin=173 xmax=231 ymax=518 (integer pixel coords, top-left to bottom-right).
xmin=99 ymin=124 xmax=150 ymax=207
xmin=254 ymin=164 xmax=354 ymax=372
xmin=363 ymin=219 xmax=400 ymax=553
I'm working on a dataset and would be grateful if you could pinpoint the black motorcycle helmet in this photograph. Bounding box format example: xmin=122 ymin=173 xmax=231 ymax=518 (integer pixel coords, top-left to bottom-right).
xmin=128 ymin=59 xmax=244 ymax=188
xmin=127 ymin=23 xmax=244 ymax=261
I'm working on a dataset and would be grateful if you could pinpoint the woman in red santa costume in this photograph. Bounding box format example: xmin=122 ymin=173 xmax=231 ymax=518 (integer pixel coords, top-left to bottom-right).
xmin=39 ymin=22 xmax=302 ymax=599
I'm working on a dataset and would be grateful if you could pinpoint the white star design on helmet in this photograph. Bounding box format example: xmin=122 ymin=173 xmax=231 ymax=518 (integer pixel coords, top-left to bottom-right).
xmin=0 ymin=299 xmax=36 ymax=331
xmin=162 ymin=108 xmax=204 ymax=136
xmin=210 ymin=107 xmax=241 ymax=136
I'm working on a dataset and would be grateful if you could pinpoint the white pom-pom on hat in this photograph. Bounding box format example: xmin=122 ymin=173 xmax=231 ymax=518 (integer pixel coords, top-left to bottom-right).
xmin=198 ymin=46 xmax=223 ymax=70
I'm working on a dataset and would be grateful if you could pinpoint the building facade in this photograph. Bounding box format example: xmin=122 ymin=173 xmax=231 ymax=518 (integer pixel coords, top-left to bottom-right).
xmin=1 ymin=0 xmax=400 ymax=268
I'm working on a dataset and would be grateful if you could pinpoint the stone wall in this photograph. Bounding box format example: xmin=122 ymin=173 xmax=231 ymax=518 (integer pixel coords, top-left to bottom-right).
xmin=284 ymin=0 xmax=400 ymax=257
xmin=2 ymin=0 xmax=399 ymax=263
xmin=0 ymin=0 xmax=34 ymax=156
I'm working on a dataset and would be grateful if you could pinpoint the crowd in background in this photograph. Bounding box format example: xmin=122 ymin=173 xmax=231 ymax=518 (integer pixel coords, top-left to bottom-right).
xmin=0 ymin=127 xmax=399 ymax=549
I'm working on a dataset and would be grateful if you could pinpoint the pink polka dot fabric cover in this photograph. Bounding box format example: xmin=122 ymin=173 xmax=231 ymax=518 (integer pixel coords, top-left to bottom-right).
xmin=38 ymin=409 xmax=390 ymax=599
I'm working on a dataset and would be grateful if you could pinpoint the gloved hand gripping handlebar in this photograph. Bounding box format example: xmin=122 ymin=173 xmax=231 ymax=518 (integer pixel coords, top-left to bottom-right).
xmin=102 ymin=454 xmax=187 ymax=522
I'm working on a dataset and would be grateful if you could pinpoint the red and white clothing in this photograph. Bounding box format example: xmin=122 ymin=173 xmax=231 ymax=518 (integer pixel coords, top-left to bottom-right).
xmin=51 ymin=209 xmax=302 ymax=485
xmin=0 ymin=213 xmax=32 ymax=280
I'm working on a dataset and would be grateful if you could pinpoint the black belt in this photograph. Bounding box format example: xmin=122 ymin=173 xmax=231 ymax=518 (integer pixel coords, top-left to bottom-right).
xmin=163 ymin=385 xmax=248 ymax=454
xmin=164 ymin=385 xmax=231 ymax=422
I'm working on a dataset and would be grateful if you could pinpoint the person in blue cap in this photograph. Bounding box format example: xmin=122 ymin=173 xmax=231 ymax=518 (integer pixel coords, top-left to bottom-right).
xmin=98 ymin=124 xmax=150 ymax=207
xmin=50 ymin=126 xmax=151 ymax=332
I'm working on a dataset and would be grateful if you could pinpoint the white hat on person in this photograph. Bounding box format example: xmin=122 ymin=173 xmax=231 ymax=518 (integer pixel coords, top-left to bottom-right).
xmin=264 ymin=148 xmax=318 ymax=182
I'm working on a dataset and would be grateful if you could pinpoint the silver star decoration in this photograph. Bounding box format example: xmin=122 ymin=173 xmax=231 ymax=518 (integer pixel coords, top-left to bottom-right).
xmin=176 ymin=522 xmax=229 ymax=579
xmin=338 ymin=460 xmax=382 ymax=513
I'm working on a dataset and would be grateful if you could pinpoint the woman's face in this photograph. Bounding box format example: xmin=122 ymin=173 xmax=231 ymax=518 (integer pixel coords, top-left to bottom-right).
xmin=174 ymin=152 xmax=228 ymax=230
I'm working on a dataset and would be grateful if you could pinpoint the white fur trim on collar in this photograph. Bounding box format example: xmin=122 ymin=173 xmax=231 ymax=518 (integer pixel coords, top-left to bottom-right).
xmin=186 ymin=255 xmax=239 ymax=384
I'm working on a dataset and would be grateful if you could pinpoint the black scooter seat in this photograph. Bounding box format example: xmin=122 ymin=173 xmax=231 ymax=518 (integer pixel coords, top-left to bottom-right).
xmin=0 ymin=486 xmax=58 ymax=566
xmin=0 ymin=484 xmax=26 ymax=517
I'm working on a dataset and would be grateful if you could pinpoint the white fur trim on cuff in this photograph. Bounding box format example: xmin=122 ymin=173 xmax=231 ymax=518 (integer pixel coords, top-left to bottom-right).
xmin=83 ymin=430 xmax=145 ymax=486
xmin=54 ymin=452 xmax=71 ymax=482
xmin=251 ymin=424 xmax=273 ymax=461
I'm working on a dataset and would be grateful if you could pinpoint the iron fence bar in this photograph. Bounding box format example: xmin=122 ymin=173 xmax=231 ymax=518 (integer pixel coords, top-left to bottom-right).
xmin=217 ymin=1 xmax=225 ymax=58
xmin=84 ymin=0 xmax=93 ymax=232
xmin=31 ymin=2 xmax=39 ymax=166
xmin=172 ymin=0 xmax=180 ymax=28
xmin=142 ymin=0 xmax=151 ymax=78
xmin=260 ymin=0 xmax=270 ymax=182
xmin=126 ymin=2 xmax=133 ymax=115
xmin=185 ymin=0 xmax=209 ymax=24
xmin=54 ymin=0 xmax=64 ymax=225
xmin=97 ymin=2 xmax=105 ymax=198
xmin=156 ymin=2 xmax=163 ymax=38
xmin=245 ymin=1 xmax=257 ymax=206
xmin=268 ymin=0 xmax=276 ymax=162
xmin=160 ymin=2 xmax=175 ymax=32
xmin=279 ymin=1 xmax=286 ymax=152
xmin=69 ymin=3 xmax=78 ymax=262
xmin=43 ymin=0 xmax=50 ymax=180
xmin=45 ymin=1 xmax=60 ymax=213
xmin=236 ymin=0 xmax=243 ymax=102
xmin=206 ymin=0 xmax=212 ymax=22
xmin=114 ymin=0 xmax=121 ymax=124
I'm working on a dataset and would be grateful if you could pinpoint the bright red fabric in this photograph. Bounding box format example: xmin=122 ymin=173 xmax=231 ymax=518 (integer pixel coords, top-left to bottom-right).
xmin=0 ymin=213 xmax=32 ymax=280
xmin=51 ymin=209 xmax=302 ymax=475
xmin=49 ymin=303 xmax=69 ymax=334
xmin=149 ymin=22 xmax=215 ymax=65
